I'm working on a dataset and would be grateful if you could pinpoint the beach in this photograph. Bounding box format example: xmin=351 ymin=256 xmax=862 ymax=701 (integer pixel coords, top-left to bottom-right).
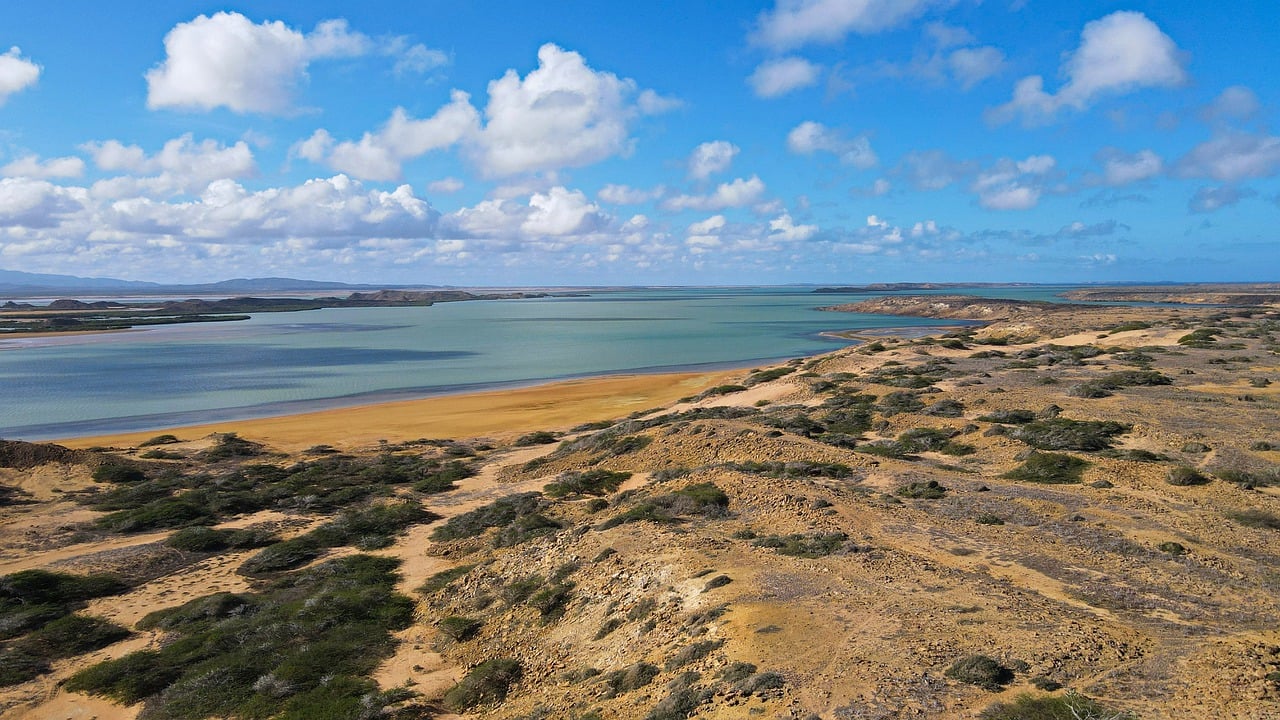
xmin=56 ymin=369 xmax=736 ymax=452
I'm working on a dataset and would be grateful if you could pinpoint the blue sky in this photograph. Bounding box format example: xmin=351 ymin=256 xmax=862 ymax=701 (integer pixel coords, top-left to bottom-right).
xmin=0 ymin=1 xmax=1277 ymax=285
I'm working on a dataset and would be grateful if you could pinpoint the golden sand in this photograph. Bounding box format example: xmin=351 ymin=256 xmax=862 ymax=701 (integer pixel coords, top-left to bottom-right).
xmin=57 ymin=371 xmax=735 ymax=453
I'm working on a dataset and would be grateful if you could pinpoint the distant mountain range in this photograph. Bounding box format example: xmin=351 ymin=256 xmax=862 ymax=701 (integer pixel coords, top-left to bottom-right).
xmin=0 ymin=269 xmax=435 ymax=296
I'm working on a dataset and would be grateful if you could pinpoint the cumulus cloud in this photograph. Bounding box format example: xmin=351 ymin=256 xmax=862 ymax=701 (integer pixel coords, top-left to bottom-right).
xmin=427 ymin=177 xmax=464 ymax=194
xmin=768 ymin=212 xmax=818 ymax=241
xmin=662 ymin=176 xmax=767 ymax=211
xmin=0 ymin=47 xmax=40 ymax=105
xmin=971 ymin=155 xmax=1056 ymax=210
xmin=688 ymin=141 xmax=740 ymax=180
xmin=598 ymin=184 xmax=664 ymax=205
xmin=320 ymin=91 xmax=480 ymax=181
xmin=748 ymin=57 xmax=820 ymax=98
xmin=472 ymin=44 xmax=672 ymax=177
xmin=145 ymin=13 xmax=444 ymax=114
xmin=1189 ymin=185 xmax=1256 ymax=213
xmin=989 ymin=11 xmax=1186 ymax=125
xmin=786 ymin=121 xmax=877 ymax=168
xmin=0 ymin=178 xmax=89 ymax=228
xmin=1095 ymin=148 xmax=1163 ymax=186
xmin=1201 ymin=86 xmax=1261 ymax=124
xmin=754 ymin=0 xmax=940 ymax=50
xmin=82 ymin=134 xmax=256 ymax=198
xmin=522 ymin=187 xmax=607 ymax=236
xmin=896 ymin=150 xmax=974 ymax=190
xmin=1 ymin=155 xmax=86 ymax=179
xmin=302 ymin=44 xmax=673 ymax=180
xmin=947 ymin=46 xmax=1005 ymax=90
xmin=1176 ymin=132 xmax=1280 ymax=182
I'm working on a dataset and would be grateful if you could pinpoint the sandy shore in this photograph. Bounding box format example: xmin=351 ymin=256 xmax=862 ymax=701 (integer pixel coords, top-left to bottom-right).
xmin=56 ymin=370 xmax=736 ymax=452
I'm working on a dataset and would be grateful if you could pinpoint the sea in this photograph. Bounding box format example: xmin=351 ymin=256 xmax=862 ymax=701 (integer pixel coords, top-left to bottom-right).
xmin=0 ymin=286 xmax=1080 ymax=439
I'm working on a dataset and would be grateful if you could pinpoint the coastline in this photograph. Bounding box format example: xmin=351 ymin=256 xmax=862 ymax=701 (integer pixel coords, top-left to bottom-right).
xmin=54 ymin=369 xmax=739 ymax=452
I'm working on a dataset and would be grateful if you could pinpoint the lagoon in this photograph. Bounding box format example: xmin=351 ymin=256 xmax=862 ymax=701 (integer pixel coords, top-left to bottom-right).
xmin=0 ymin=286 xmax=1073 ymax=439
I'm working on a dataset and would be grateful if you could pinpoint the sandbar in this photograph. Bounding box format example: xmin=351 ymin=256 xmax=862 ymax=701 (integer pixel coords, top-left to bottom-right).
xmin=56 ymin=370 xmax=736 ymax=453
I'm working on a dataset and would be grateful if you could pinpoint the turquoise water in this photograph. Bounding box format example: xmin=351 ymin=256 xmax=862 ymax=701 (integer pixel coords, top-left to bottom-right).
xmin=0 ymin=286 xmax=1074 ymax=438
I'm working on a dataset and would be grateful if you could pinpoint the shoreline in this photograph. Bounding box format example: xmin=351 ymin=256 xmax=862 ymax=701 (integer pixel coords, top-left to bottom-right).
xmin=53 ymin=369 xmax=741 ymax=452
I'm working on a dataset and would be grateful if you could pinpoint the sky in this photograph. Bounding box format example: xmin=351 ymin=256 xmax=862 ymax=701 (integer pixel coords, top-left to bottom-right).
xmin=0 ymin=1 xmax=1277 ymax=286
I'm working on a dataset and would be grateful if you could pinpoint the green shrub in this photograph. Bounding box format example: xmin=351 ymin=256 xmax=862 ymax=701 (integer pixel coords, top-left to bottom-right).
xmin=945 ymin=654 xmax=1012 ymax=690
xmin=1011 ymin=419 xmax=1129 ymax=451
xmin=702 ymin=575 xmax=732 ymax=592
xmin=974 ymin=512 xmax=1005 ymax=525
xmin=665 ymin=640 xmax=722 ymax=670
xmin=68 ymin=555 xmax=413 ymax=716
xmin=744 ymin=367 xmax=795 ymax=385
xmin=92 ymin=462 xmax=146 ymax=484
xmin=979 ymin=692 xmax=1132 ymax=719
xmin=646 ymin=687 xmax=707 ymax=720
xmin=139 ymin=434 xmax=181 ymax=447
xmin=1158 ymin=541 xmax=1187 ymax=555
xmin=896 ymin=480 xmax=947 ymax=499
xmin=725 ymin=461 xmax=855 ymax=479
xmin=699 ymin=384 xmax=747 ymax=398
xmin=439 ymin=616 xmax=482 ymax=642
xmin=238 ymin=536 xmax=323 ymax=575
xmin=1003 ymin=452 xmax=1089 ymax=484
xmin=753 ymin=532 xmax=848 ymax=558
xmin=514 ymin=431 xmax=559 ymax=446
xmin=879 ymin=391 xmax=925 ymax=416
xmin=443 ymin=659 xmax=523 ymax=711
xmin=602 ymin=662 xmax=659 ymax=697
xmin=419 ymin=565 xmax=474 ymax=593
xmin=431 ymin=493 xmax=547 ymax=541
xmin=977 ymin=409 xmax=1036 ymax=424
xmin=139 ymin=449 xmax=184 ymax=460
xmin=545 ymin=469 xmax=632 ymax=498
xmin=1227 ymin=509 xmax=1280 ymax=530
xmin=1166 ymin=466 xmax=1210 ymax=486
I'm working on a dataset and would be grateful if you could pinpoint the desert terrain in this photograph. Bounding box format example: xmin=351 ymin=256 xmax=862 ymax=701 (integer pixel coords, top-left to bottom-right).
xmin=3 ymin=298 xmax=1280 ymax=719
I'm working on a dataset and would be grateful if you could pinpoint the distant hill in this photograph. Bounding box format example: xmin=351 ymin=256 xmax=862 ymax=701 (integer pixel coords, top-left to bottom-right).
xmin=0 ymin=269 xmax=438 ymax=296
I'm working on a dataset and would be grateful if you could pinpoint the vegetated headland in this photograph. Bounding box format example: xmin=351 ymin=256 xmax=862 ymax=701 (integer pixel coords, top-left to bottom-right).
xmin=1 ymin=285 xmax=1279 ymax=719
xmin=0 ymin=289 xmax=566 ymax=335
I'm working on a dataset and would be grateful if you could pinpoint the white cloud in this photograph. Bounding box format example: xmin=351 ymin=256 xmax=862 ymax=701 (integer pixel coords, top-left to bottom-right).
xmin=688 ymin=141 xmax=740 ymax=180
xmin=522 ymin=187 xmax=607 ymax=236
xmin=1177 ymin=132 xmax=1280 ymax=182
xmin=598 ymin=184 xmax=664 ymax=205
xmin=1189 ymin=185 xmax=1255 ymax=213
xmin=0 ymin=47 xmax=40 ymax=105
xmin=754 ymin=0 xmax=940 ymax=50
xmin=1 ymin=155 xmax=86 ymax=179
xmin=1202 ymin=86 xmax=1261 ymax=123
xmin=972 ymin=155 xmax=1055 ymax=210
xmin=427 ymin=177 xmax=464 ymax=194
xmin=688 ymin=214 xmax=727 ymax=236
xmin=82 ymin=134 xmax=256 ymax=198
xmin=322 ymin=91 xmax=480 ymax=181
xmin=947 ymin=46 xmax=1004 ymax=90
xmin=0 ymin=178 xmax=88 ymax=228
xmin=786 ymin=121 xmax=877 ymax=168
xmin=989 ymin=11 xmax=1186 ymax=125
xmin=662 ymin=176 xmax=767 ymax=211
xmin=472 ymin=43 xmax=670 ymax=177
xmin=748 ymin=57 xmax=820 ymax=98
xmin=769 ymin=212 xmax=818 ymax=241
xmin=897 ymin=150 xmax=973 ymax=190
xmin=146 ymin=13 xmax=443 ymax=114
xmin=1096 ymin=148 xmax=1163 ymax=186
xmin=636 ymin=89 xmax=683 ymax=115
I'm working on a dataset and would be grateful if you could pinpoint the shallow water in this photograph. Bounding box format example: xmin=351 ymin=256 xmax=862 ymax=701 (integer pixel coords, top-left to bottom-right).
xmin=0 ymin=286 xmax=1074 ymax=438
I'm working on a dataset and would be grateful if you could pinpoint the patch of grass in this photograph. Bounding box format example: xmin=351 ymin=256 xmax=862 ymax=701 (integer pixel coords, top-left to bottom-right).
xmin=66 ymin=555 xmax=414 ymax=716
xmin=442 ymin=658 xmax=523 ymax=712
xmin=744 ymin=367 xmax=795 ymax=386
xmin=0 ymin=614 xmax=131 ymax=686
xmin=725 ymin=461 xmax=855 ymax=479
xmin=974 ymin=512 xmax=1005 ymax=525
xmin=438 ymin=616 xmax=482 ymax=642
xmin=545 ymin=469 xmax=632 ymax=498
xmin=420 ymin=565 xmax=475 ymax=594
xmin=896 ymin=480 xmax=948 ymax=499
xmin=431 ymin=492 xmax=548 ymax=541
xmin=698 ymin=384 xmax=747 ymax=398
xmin=1227 ymin=509 xmax=1280 ymax=530
xmin=0 ymin=570 xmax=129 ymax=642
xmin=139 ymin=434 xmax=181 ymax=447
xmin=1166 ymin=466 xmax=1210 ymax=486
xmin=977 ymin=409 xmax=1036 ymax=424
xmin=1003 ymin=452 xmax=1089 ymax=484
xmin=92 ymin=462 xmax=146 ymax=484
xmin=1011 ymin=419 xmax=1129 ymax=451
xmin=878 ymin=391 xmax=925 ymax=416
xmin=514 ymin=431 xmax=559 ymax=446
xmin=753 ymin=532 xmax=848 ymax=558
xmin=602 ymin=662 xmax=659 ymax=697
xmin=665 ymin=640 xmax=722 ymax=671
xmin=979 ymin=692 xmax=1133 ymax=719
xmin=945 ymin=654 xmax=1012 ymax=690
